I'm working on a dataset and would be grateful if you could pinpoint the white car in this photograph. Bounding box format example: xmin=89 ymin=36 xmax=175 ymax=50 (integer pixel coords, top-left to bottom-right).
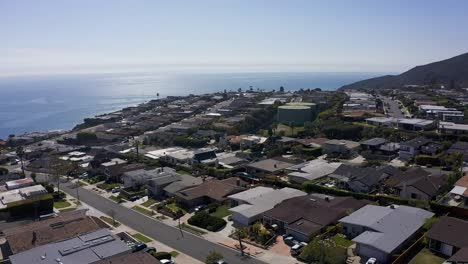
xmin=160 ymin=259 xmax=174 ymax=264
xmin=366 ymin=257 xmax=377 ymax=264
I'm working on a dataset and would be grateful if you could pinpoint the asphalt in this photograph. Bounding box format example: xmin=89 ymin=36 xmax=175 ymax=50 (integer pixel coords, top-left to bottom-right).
xmin=382 ymin=96 xmax=404 ymax=118
xmin=61 ymin=182 xmax=266 ymax=264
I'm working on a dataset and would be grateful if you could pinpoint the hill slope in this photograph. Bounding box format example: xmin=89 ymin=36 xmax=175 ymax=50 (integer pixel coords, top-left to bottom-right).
xmin=340 ymin=52 xmax=468 ymax=90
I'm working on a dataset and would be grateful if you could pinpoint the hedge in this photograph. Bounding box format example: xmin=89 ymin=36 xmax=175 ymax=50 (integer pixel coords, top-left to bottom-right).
xmin=415 ymin=154 xmax=441 ymax=166
xmin=3 ymin=194 xmax=54 ymax=218
xmin=188 ymin=211 xmax=226 ymax=231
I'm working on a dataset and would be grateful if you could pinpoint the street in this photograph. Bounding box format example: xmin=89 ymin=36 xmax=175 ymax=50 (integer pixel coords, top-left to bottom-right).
xmin=382 ymin=96 xmax=405 ymax=118
xmin=60 ymin=182 xmax=266 ymax=264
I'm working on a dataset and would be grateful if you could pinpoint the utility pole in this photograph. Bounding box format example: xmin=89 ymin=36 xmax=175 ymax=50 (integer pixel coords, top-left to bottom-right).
xmin=75 ymin=179 xmax=80 ymax=203
xmin=237 ymin=229 xmax=245 ymax=256
xmin=178 ymin=216 xmax=184 ymax=238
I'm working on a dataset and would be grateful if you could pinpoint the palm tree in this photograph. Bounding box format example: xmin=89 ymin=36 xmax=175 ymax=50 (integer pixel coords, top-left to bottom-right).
xmin=16 ymin=146 xmax=25 ymax=177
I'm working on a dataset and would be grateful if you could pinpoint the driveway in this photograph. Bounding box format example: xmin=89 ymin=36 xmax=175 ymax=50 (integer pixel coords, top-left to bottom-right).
xmin=60 ymin=182 xmax=265 ymax=264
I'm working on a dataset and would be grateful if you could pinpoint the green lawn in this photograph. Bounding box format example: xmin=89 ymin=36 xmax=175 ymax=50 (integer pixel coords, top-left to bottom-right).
xmin=54 ymin=201 xmax=71 ymax=209
xmin=100 ymin=216 xmax=120 ymax=227
xmin=59 ymin=207 xmax=76 ymax=213
xmin=142 ymin=198 xmax=158 ymax=207
xmin=180 ymin=223 xmax=208 ymax=235
xmin=331 ymin=234 xmax=353 ymax=248
xmin=97 ymin=182 xmax=121 ymax=191
xmin=409 ymin=248 xmax=445 ymax=264
xmin=210 ymin=204 xmax=231 ymax=218
xmin=133 ymin=205 xmax=155 ymax=216
xmin=167 ymin=202 xmax=186 ymax=214
xmin=276 ymin=123 xmax=305 ymax=136
xmin=131 ymin=233 xmax=152 ymax=243
xmin=109 ymin=195 xmax=123 ymax=203
xmin=176 ymin=170 xmax=190 ymax=175
xmin=170 ymin=251 xmax=180 ymax=257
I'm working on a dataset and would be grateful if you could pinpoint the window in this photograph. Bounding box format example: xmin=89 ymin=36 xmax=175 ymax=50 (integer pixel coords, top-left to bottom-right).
xmin=411 ymin=193 xmax=419 ymax=199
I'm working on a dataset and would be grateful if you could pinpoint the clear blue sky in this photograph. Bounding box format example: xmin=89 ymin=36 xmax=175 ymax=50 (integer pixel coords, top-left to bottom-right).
xmin=1 ymin=0 xmax=468 ymax=75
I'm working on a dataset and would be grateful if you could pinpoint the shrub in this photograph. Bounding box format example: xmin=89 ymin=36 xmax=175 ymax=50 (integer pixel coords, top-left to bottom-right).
xmin=188 ymin=211 xmax=226 ymax=231
xmin=154 ymin=252 xmax=172 ymax=260
xmin=0 ymin=167 xmax=8 ymax=175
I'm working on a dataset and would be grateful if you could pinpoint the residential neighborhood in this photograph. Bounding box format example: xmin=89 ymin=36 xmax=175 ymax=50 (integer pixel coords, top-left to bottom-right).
xmin=2 ymin=86 xmax=468 ymax=264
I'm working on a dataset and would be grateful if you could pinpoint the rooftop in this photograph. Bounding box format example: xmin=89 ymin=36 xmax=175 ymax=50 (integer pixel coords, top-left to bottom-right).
xmin=427 ymin=216 xmax=468 ymax=249
xmin=246 ymin=158 xmax=296 ymax=173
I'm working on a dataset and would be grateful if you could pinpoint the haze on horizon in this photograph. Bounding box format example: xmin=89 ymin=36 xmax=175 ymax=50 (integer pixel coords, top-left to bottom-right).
xmin=1 ymin=0 xmax=468 ymax=76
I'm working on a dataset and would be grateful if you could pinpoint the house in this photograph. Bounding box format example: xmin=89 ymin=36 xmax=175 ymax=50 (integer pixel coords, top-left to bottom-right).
xmin=366 ymin=117 xmax=435 ymax=131
xmin=192 ymin=148 xmax=217 ymax=165
xmin=175 ymin=178 xmax=248 ymax=208
xmin=322 ymin=139 xmax=360 ymax=156
xmin=0 ymin=184 xmax=49 ymax=210
xmin=9 ymin=229 xmax=132 ymax=264
xmin=122 ymin=167 xmax=176 ymax=188
xmin=439 ymin=122 xmax=468 ymax=135
xmin=228 ymin=187 xmax=306 ymax=226
xmin=399 ymin=137 xmax=432 ymax=160
xmin=263 ymin=194 xmax=368 ymax=242
xmin=339 ymin=204 xmax=434 ymax=264
xmin=0 ymin=173 xmax=22 ymax=186
xmin=448 ymin=175 xmax=468 ymax=207
xmin=293 ymin=137 xmax=328 ymax=148
xmin=447 ymin=141 xmax=468 ymax=162
xmin=104 ymin=163 xmax=147 ymax=182
xmin=329 ymin=165 xmax=400 ymax=193
xmin=4 ymin=177 xmax=35 ymax=190
xmin=160 ymin=175 xmax=203 ymax=197
xmin=287 ymin=159 xmax=341 ymax=184
xmin=426 ymin=216 xmax=468 ymax=262
xmin=383 ymin=167 xmax=446 ymax=200
xmin=245 ymin=157 xmax=297 ymax=177
xmin=360 ymin=138 xmax=387 ymax=151
xmin=3 ymin=210 xmax=105 ymax=255
xmin=94 ymin=252 xmax=162 ymax=264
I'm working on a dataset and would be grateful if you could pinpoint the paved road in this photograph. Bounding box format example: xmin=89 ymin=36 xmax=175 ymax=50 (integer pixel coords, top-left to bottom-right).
xmin=382 ymin=96 xmax=404 ymax=118
xmin=61 ymin=182 xmax=265 ymax=264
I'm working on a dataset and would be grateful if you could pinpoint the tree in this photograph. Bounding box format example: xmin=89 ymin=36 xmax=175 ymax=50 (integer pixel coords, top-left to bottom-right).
xmin=108 ymin=209 xmax=116 ymax=227
xmin=267 ymin=127 xmax=273 ymax=137
xmin=31 ymin=172 xmax=37 ymax=182
xmin=279 ymin=86 xmax=285 ymax=93
xmin=16 ymin=146 xmax=25 ymax=177
xmin=205 ymin=251 xmax=223 ymax=264
xmin=0 ymin=167 xmax=8 ymax=175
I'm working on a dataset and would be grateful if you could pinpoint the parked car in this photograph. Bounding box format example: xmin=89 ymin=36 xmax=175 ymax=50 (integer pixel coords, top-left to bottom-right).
xmin=128 ymin=195 xmax=141 ymax=201
xmin=10 ymin=160 xmax=18 ymax=165
xmin=132 ymin=243 xmax=147 ymax=252
xmin=283 ymin=236 xmax=298 ymax=247
xmin=111 ymin=187 xmax=121 ymax=193
xmin=194 ymin=204 xmax=207 ymax=212
xmin=216 ymin=260 xmax=227 ymax=264
xmin=290 ymin=242 xmax=307 ymax=255
xmin=79 ymin=172 xmax=89 ymax=178
xmin=365 ymin=258 xmax=377 ymax=264
xmin=160 ymin=259 xmax=174 ymax=264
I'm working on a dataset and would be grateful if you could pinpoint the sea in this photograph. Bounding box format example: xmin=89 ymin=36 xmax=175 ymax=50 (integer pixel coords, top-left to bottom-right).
xmin=0 ymin=71 xmax=383 ymax=139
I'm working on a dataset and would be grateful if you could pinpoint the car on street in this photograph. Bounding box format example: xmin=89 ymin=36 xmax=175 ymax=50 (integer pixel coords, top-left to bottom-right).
xmin=290 ymin=242 xmax=307 ymax=255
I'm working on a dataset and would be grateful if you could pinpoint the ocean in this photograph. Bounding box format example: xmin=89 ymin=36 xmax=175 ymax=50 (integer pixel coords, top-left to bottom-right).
xmin=0 ymin=71 xmax=382 ymax=139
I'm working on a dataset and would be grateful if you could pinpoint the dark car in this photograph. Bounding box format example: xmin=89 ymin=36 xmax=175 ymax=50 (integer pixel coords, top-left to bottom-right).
xmin=128 ymin=195 xmax=140 ymax=201
xmin=132 ymin=243 xmax=147 ymax=252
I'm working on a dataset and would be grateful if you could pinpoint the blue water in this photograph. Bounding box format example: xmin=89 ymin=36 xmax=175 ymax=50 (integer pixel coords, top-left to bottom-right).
xmin=0 ymin=71 xmax=383 ymax=139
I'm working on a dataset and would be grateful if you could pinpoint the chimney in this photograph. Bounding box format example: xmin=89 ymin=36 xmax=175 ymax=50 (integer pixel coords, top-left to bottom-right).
xmin=32 ymin=231 xmax=37 ymax=245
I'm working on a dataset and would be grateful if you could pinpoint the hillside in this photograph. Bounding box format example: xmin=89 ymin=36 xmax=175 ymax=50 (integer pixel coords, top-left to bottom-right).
xmin=340 ymin=52 xmax=468 ymax=90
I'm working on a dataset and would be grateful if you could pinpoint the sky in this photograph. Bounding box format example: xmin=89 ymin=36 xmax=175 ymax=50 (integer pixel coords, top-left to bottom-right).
xmin=1 ymin=0 xmax=468 ymax=76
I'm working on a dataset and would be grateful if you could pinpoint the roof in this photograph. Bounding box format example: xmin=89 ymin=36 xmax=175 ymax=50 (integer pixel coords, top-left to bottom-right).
xmin=228 ymin=187 xmax=306 ymax=218
xmin=288 ymin=160 xmax=341 ymax=182
xmin=360 ymin=138 xmax=387 ymax=147
xmin=325 ymin=139 xmax=360 ymax=149
xmin=264 ymin=195 xmax=368 ymax=237
xmin=175 ymin=178 xmax=247 ymax=202
xmin=9 ymin=229 xmax=131 ymax=264
xmin=455 ymin=175 xmax=468 ymax=188
xmin=385 ymin=167 xmax=445 ymax=197
xmin=403 ymin=137 xmax=431 ymax=148
xmin=4 ymin=210 xmax=106 ymax=254
xmin=162 ymin=175 xmax=203 ymax=194
xmin=278 ymin=105 xmax=311 ymax=110
xmin=448 ymin=247 xmax=468 ymax=263
xmin=94 ymin=252 xmax=161 ymax=264
xmin=246 ymin=158 xmax=296 ymax=173
xmin=340 ymin=205 xmax=434 ymax=254
xmin=330 ymin=165 xmax=397 ymax=187
xmin=426 ymin=216 xmax=468 ymax=248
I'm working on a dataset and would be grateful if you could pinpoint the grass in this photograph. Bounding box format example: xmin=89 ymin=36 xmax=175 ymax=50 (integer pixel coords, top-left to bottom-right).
xmin=176 ymin=170 xmax=190 ymax=175
xmin=109 ymin=195 xmax=123 ymax=203
xmin=409 ymin=248 xmax=445 ymax=264
xmin=142 ymin=198 xmax=158 ymax=207
xmin=210 ymin=204 xmax=231 ymax=218
xmin=97 ymin=182 xmax=121 ymax=191
xmin=133 ymin=205 xmax=155 ymax=216
xmin=131 ymin=233 xmax=152 ymax=243
xmin=59 ymin=207 xmax=76 ymax=213
xmin=100 ymin=216 xmax=121 ymax=227
xmin=331 ymin=234 xmax=353 ymax=248
xmin=180 ymin=223 xmax=208 ymax=235
xmin=166 ymin=202 xmax=186 ymax=214
xmin=78 ymin=180 xmax=88 ymax=186
xmin=170 ymin=251 xmax=180 ymax=257
xmin=54 ymin=201 xmax=71 ymax=209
